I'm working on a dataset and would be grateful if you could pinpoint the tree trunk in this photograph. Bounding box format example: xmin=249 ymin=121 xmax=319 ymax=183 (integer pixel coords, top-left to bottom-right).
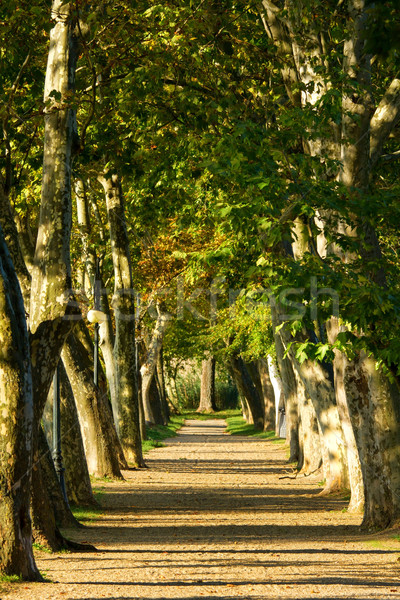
xmin=43 ymin=361 xmax=97 ymax=507
xmin=277 ymin=318 xmax=347 ymax=488
xmin=297 ymin=380 xmax=322 ymax=475
xmin=99 ymin=172 xmax=144 ymax=467
xmin=197 ymin=357 xmax=216 ymax=413
xmin=75 ymin=178 xmax=96 ymax=294
xmin=362 ymin=359 xmax=400 ymax=528
xmin=0 ymin=227 xmax=40 ymax=580
xmin=164 ymin=367 xmax=180 ymax=414
xmin=31 ymin=456 xmax=67 ymax=552
xmin=74 ymin=314 xmax=127 ymax=471
xmin=240 ymin=396 xmax=250 ymax=423
xmin=37 ymin=426 xmax=79 ymax=530
xmin=62 ymin=324 xmax=124 ymax=478
xmin=98 ymin=280 xmax=118 ymax=425
xmin=266 ymin=355 xmax=284 ymax=432
xmin=141 ymin=309 xmax=171 ymax=424
xmin=149 ymin=376 xmax=165 ymax=426
xmin=228 ymin=356 xmax=264 ymax=429
xmin=245 ymin=361 xmax=264 ymax=422
xmin=59 ymin=363 xmax=97 ymax=506
xmin=29 ymin=0 xmax=80 ymax=551
xmin=257 ymin=359 xmax=275 ymax=431
xmin=156 ymin=349 xmax=169 ymax=424
xmin=287 ymin=347 xmax=348 ymax=494
xmin=272 ymin=325 xmax=300 ymax=462
xmin=136 ymin=350 xmax=147 ymax=440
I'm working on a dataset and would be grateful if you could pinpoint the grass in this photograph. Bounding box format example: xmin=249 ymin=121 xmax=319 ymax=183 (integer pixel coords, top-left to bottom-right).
xmin=89 ymin=474 xmax=114 ymax=483
xmin=0 ymin=571 xmax=51 ymax=590
xmin=360 ymin=531 xmax=400 ymax=551
xmin=71 ymin=489 xmax=105 ymax=523
xmin=71 ymin=503 xmax=104 ymax=522
xmin=141 ymin=410 xmax=242 ymax=453
xmin=0 ymin=574 xmax=22 ymax=583
xmin=142 ymin=414 xmax=186 ymax=454
xmin=181 ymin=409 xmax=241 ymax=421
xmin=32 ymin=542 xmax=52 ymax=554
xmin=225 ymin=415 xmax=283 ymax=441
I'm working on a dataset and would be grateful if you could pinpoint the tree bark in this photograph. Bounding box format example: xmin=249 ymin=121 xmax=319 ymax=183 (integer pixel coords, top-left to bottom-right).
xmin=156 ymin=349 xmax=169 ymax=424
xmin=62 ymin=322 xmax=124 ymax=478
xmin=272 ymin=325 xmax=300 ymax=461
xmin=197 ymin=357 xmax=216 ymax=413
xmin=59 ymin=362 xmax=97 ymax=506
xmin=29 ymin=0 xmax=80 ymax=550
xmin=149 ymin=376 xmax=165 ymax=426
xmin=266 ymin=355 xmax=284 ymax=432
xmin=141 ymin=309 xmax=171 ymax=424
xmin=99 ymin=172 xmax=144 ymax=467
xmin=75 ymin=178 xmax=96 ymax=295
xmin=286 ymin=345 xmax=348 ymax=493
xmin=297 ymin=379 xmax=322 ymax=475
xmin=228 ymin=356 xmax=264 ymax=429
xmin=257 ymin=359 xmax=275 ymax=430
xmin=31 ymin=429 xmax=95 ymax=553
xmin=37 ymin=426 xmax=79 ymax=530
xmin=0 ymin=227 xmax=40 ymax=580
xmin=98 ymin=283 xmax=118 ymax=427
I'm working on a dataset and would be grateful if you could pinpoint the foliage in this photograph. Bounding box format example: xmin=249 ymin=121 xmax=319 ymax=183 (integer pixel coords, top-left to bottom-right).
xmin=174 ymin=364 xmax=238 ymax=410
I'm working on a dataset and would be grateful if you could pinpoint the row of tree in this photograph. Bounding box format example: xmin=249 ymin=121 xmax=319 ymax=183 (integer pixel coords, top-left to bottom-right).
xmin=1 ymin=0 xmax=400 ymax=582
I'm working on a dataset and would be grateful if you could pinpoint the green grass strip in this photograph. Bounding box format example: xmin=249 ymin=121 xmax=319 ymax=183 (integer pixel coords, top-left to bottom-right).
xmin=180 ymin=409 xmax=241 ymax=421
xmin=142 ymin=414 xmax=186 ymax=454
xmin=225 ymin=415 xmax=283 ymax=441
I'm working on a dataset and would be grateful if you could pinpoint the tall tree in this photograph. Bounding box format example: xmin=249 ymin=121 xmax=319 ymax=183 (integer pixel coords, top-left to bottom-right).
xmin=0 ymin=226 xmax=40 ymax=580
xmin=197 ymin=356 xmax=217 ymax=413
xmin=98 ymin=172 xmax=144 ymax=467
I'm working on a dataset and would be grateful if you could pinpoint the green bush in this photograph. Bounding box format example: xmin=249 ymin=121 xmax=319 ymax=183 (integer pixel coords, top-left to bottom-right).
xmin=175 ymin=365 xmax=238 ymax=410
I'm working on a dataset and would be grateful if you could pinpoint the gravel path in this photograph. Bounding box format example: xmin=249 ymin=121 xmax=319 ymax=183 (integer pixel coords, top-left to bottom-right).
xmin=3 ymin=419 xmax=400 ymax=599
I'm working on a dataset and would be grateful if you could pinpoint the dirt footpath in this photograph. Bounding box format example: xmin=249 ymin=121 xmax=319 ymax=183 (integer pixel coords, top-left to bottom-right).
xmin=3 ymin=419 xmax=400 ymax=600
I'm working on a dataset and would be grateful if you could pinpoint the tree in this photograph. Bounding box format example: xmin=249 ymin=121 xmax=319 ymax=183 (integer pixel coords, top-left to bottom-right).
xmin=0 ymin=225 xmax=40 ymax=580
xmin=197 ymin=356 xmax=217 ymax=413
xmin=98 ymin=172 xmax=144 ymax=467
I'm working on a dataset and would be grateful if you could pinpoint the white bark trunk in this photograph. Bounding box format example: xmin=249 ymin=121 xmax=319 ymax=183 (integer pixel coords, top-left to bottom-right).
xmin=266 ymin=355 xmax=284 ymax=432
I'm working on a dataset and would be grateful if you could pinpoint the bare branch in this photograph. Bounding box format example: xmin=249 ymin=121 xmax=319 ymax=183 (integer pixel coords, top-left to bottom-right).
xmin=370 ymin=77 xmax=400 ymax=169
xmin=380 ymin=149 xmax=400 ymax=162
xmin=2 ymin=51 xmax=31 ymax=195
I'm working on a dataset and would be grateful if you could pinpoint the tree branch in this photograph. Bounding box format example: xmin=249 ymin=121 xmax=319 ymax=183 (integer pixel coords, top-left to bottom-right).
xmin=370 ymin=77 xmax=400 ymax=169
xmin=380 ymin=149 xmax=400 ymax=162
xmin=257 ymin=0 xmax=300 ymax=106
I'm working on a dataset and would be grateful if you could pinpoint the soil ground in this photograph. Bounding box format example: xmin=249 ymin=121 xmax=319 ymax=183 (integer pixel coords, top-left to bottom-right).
xmin=2 ymin=419 xmax=400 ymax=600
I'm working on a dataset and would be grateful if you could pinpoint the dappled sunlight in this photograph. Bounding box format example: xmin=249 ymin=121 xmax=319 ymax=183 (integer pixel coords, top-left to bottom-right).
xmin=8 ymin=421 xmax=400 ymax=600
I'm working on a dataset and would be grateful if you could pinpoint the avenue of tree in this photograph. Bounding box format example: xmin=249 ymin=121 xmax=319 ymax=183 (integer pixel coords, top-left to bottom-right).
xmin=1 ymin=0 xmax=400 ymax=581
